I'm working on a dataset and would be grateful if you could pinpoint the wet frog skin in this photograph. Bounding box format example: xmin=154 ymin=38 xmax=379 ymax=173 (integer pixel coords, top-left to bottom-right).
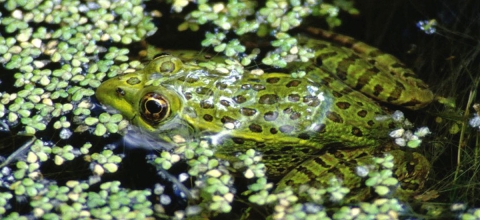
xmin=96 ymin=30 xmax=432 ymax=201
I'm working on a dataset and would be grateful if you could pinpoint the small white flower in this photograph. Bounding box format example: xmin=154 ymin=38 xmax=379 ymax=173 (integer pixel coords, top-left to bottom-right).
xmin=389 ymin=128 xmax=405 ymax=138
xmin=469 ymin=115 xmax=480 ymax=128
xmin=391 ymin=110 xmax=405 ymax=122
xmin=355 ymin=165 xmax=369 ymax=177
xmin=415 ymin=127 xmax=431 ymax=137
xmin=395 ymin=138 xmax=406 ymax=147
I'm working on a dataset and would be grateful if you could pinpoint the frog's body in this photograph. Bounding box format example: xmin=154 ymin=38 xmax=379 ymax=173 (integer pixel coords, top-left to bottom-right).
xmin=96 ymin=30 xmax=432 ymax=201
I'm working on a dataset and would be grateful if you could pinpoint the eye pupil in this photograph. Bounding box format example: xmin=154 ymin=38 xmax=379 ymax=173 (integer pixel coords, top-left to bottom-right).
xmin=140 ymin=93 xmax=170 ymax=124
xmin=146 ymin=100 xmax=163 ymax=114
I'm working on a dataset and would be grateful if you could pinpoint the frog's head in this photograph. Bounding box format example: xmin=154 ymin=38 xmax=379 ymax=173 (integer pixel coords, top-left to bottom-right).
xmin=96 ymin=55 xmax=194 ymax=148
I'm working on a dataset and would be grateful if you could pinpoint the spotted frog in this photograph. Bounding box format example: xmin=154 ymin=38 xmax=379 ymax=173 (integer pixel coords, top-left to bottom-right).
xmin=95 ymin=30 xmax=432 ymax=201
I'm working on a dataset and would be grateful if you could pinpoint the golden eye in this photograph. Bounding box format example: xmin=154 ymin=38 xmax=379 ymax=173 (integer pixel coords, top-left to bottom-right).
xmin=140 ymin=93 xmax=170 ymax=124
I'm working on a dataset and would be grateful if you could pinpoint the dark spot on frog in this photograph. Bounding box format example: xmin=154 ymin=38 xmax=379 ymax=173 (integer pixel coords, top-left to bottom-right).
xmin=249 ymin=124 xmax=263 ymax=133
xmin=341 ymin=87 xmax=354 ymax=94
xmin=258 ymin=94 xmax=279 ymax=104
xmin=357 ymin=110 xmax=367 ymax=117
xmin=177 ymin=76 xmax=199 ymax=83
xmin=200 ymin=100 xmax=214 ymax=109
xmin=281 ymin=146 xmax=293 ymax=151
xmin=313 ymin=157 xmax=329 ymax=168
xmin=220 ymin=99 xmax=231 ymax=107
xmin=196 ymin=87 xmax=213 ymax=95
xmin=270 ymin=128 xmax=278 ymax=134
xmin=215 ymin=82 xmax=227 ymax=90
xmin=353 ymin=69 xmax=374 ymax=91
xmin=126 ymin=77 xmax=140 ymax=85
xmin=276 ymin=167 xmax=286 ymax=174
xmin=241 ymin=84 xmax=251 ymax=90
xmin=264 ymin=111 xmax=278 ymax=121
xmin=288 ymin=94 xmax=300 ymax=102
xmin=351 ymin=127 xmax=363 ymax=137
xmin=298 ymin=133 xmax=310 ymax=140
xmin=268 ymin=155 xmax=281 ymax=160
xmin=291 ymin=156 xmax=302 ymax=163
xmin=314 ymin=56 xmax=322 ymax=66
xmin=336 ymin=102 xmax=351 ymax=109
xmin=203 ymin=114 xmax=213 ymax=122
xmin=401 ymin=99 xmax=423 ymax=107
xmin=326 ymin=111 xmax=343 ymax=123
xmin=300 ymin=148 xmax=312 ymax=154
xmin=279 ymin=125 xmax=294 ymax=134
xmin=256 ymin=142 xmax=265 ymax=148
xmin=336 ymin=69 xmax=347 ymax=81
xmin=332 ymin=91 xmax=342 ymax=98
xmin=232 ymin=137 xmax=244 ymax=144
xmin=387 ymin=86 xmax=401 ymax=102
xmin=233 ymin=95 xmax=247 ymax=104
xmin=186 ymin=75 xmax=199 ymax=83
xmin=184 ymin=92 xmax=192 ymax=100
xmin=221 ymin=116 xmax=238 ymax=124
xmin=321 ymin=78 xmax=334 ymax=87
xmin=240 ymin=107 xmax=257 ymax=116
xmin=318 ymin=51 xmax=337 ymax=60
xmin=116 ymin=88 xmax=125 ymax=96
xmin=395 ymin=80 xmax=406 ymax=90
xmin=286 ymin=80 xmax=301 ymax=87
xmin=312 ymin=123 xmax=326 ymax=133
xmin=303 ymin=95 xmax=320 ymax=107
xmin=374 ymin=84 xmax=383 ymax=96
xmin=367 ymin=120 xmax=375 ymax=126
xmin=290 ymin=112 xmax=301 ymax=120
xmin=266 ymin=77 xmax=280 ymax=84
xmin=252 ymin=84 xmax=265 ymax=91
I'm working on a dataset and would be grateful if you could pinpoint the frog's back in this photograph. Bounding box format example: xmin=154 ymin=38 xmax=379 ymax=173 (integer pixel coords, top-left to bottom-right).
xmin=147 ymin=66 xmax=392 ymax=175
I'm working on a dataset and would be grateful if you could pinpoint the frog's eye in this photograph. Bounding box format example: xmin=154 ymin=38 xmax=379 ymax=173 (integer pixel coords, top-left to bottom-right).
xmin=140 ymin=93 xmax=170 ymax=124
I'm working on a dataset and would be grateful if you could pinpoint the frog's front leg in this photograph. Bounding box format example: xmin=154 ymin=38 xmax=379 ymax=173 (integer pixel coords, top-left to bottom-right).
xmin=275 ymin=147 xmax=429 ymax=203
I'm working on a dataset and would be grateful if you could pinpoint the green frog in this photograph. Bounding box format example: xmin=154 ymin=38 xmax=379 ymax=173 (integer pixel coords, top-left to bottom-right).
xmin=95 ymin=29 xmax=432 ymax=202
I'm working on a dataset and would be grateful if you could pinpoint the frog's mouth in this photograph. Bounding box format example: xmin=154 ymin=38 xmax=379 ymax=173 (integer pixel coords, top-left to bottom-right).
xmin=98 ymin=103 xmax=122 ymax=115
xmin=122 ymin=124 xmax=175 ymax=150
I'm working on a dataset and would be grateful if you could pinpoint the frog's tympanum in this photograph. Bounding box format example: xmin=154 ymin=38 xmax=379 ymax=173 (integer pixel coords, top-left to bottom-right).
xmin=96 ymin=30 xmax=433 ymax=202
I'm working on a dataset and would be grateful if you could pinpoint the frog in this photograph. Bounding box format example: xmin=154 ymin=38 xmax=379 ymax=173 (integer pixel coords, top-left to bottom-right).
xmin=95 ymin=29 xmax=433 ymax=202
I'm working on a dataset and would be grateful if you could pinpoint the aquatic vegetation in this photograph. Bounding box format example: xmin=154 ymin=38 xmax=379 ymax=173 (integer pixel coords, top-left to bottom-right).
xmin=0 ymin=0 xmax=479 ymax=219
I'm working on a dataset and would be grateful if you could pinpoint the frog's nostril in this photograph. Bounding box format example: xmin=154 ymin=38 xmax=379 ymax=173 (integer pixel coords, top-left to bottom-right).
xmin=116 ymin=88 xmax=125 ymax=96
